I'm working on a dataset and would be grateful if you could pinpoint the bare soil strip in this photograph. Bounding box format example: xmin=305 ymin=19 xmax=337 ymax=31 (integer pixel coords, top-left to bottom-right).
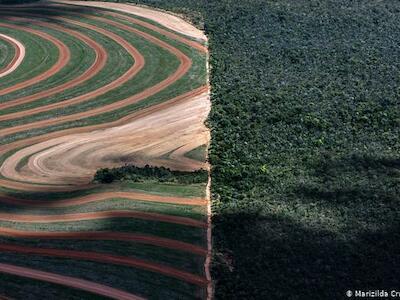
xmin=0 ymin=210 xmax=207 ymax=228
xmin=0 ymin=191 xmax=206 ymax=206
xmin=0 ymin=262 xmax=146 ymax=300
xmin=0 ymin=19 xmax=108 ymax=115
xmin=0 ymin=34 xmax=25 ymax=79
xmin=54 ymin=0 xmax=206 ymax=42
xmin=0 ymin=244 xmax=209 ymax=286
xmin=0 ymin=227 xmax=207 ymax=255
xmin=0 ymin=13 xmax=144 ymax=119
xmin=0 ymin=21 xmax=69 ymax=97
xmin=0 ymin=14 xmax=191 ymax=139
xmin=0 ymin=86 xmax=208 ymax=191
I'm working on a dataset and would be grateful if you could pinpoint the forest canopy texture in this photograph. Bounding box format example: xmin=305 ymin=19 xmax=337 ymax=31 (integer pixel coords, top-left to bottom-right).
xmin=27 ymin=0 xmax=400 ymax=299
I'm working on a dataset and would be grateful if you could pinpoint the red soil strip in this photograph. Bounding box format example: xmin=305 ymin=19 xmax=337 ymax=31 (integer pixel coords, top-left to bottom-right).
xmin=0 ymin=13 xmax=191 ymax=138
xmin=0 ymin=244 xmax=209 ymax=286
xmin=107 ymin=11 xmax=207 ymax=52
xmin=0 ymin=86 xmax=208 ymax=192
xmin=0 ymin=21 xmax=70 ymax=97
xmin=0 ymin=34 xmax=24 ymax=78
xmin=0 ymin=262 xmax=145 ymax=300
xmin=0 ymin=210 xmax=207 ymax=228
xmin=0 ymin=13 xmax=144 ymax=120
xmin=0 ymin=20 xmax=108 ymax=116
xmin=0 ymin=191 xmax=206 ymax=206
xmin=0 ymin=227 xmax=207 ymax=256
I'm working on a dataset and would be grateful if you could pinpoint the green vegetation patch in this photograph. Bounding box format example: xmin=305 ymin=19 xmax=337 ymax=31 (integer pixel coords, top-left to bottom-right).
xmin=0 ymin=37 xmax=15 ymax=70
xmin=0 ymin=24 xmax=58 ymax=89
xmin=0 ymin=218 xmax=206 ymax=246
xmin=94 ymin=164 xmax=208 ymax=184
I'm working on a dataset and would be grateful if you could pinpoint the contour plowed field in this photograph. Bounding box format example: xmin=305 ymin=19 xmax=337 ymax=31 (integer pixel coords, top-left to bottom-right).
xmin=0 ymin=1 xmax=210 ymax=299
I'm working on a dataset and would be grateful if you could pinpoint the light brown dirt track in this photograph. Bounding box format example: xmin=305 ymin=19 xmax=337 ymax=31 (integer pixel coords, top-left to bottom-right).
xmin=0 ymin=2 xmax=211 ymax=299
xmin=0 ymin=227 xmax=207 ymax=255
xmin=0 ymin=210 xmax=207 ymax=227
xmin=0 ymin=18 xmax=109 ymax=115
xmin=0 ymin=191 xmax=206 ymax=206
xmin=0 ymin=12 xmax=144 ymax=119
xmin=0 ymin=34 xmax=25 ymax=78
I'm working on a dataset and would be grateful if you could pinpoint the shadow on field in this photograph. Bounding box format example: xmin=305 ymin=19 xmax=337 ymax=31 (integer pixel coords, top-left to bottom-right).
xmin=0 ymin=2 xmax=96 ymax=24
xmin=212 ymin=154 xmax=400 ymax=299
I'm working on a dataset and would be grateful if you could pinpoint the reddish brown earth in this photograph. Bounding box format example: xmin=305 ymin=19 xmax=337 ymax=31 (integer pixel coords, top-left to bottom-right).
xmin=0 ymin=227 xmax=207 ymax=255
xmin=0 ymin=210 xmax=207 ymax=227
xmin=0 ymin=244 xmax=209 ymax=286
xmin=0 ymin=21 xmax=70 ymax=96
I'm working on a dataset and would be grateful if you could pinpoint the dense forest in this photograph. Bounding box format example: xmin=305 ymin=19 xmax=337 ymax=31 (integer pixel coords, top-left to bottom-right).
xmin=5 ymin=0 xmax=400 ymax=298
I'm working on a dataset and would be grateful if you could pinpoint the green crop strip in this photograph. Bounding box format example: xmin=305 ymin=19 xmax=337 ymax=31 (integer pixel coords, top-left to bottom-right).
xmin=0 ymin=22 xmax=96 ymax=103
xmin=0 ymin=237 xmax=205 ymax=275
xmin=184 ymin=145 xmax=207 ymax=162
xmin=0 ymin=37 xmax=15 ymax=70
xmin=0 ymin=15 xmax=179 ymax=129
xmin=0 ymin=198 xmax=205 ymax=220
xmin=0 ymin=181 xmax=206 ymax=202
xmin=0 ymin=273 xmax=109 ymax=300
xmin=0 ymin=218 xmax=206 ymax=246
xmin=0 ymin=18 xmax=130 ymax=115
xmin=0 ymin=253 xmax=204 ymax=300
xmin=0 ymin=25 xmax=57 ymax=89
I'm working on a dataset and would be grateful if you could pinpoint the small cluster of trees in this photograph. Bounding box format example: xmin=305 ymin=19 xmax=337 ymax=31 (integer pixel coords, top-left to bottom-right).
xmin=94 ymin=164 xmax=208 ymax=184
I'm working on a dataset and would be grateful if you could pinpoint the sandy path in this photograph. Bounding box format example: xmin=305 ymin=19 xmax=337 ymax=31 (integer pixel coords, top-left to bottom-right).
xmin=0 ymin=262 xmax=145 ymax=300
xmin=0 ymin=21 xmax=70 ymax=97
xmin=0 ymin=227 xmax=207 ymax=255
xmin=0 ymin=191 xmax=206 ymax=207
xmin=0 ymin=34 xmax=25 ymax=79
xmin=0 ymin=244 xmax=209 ymax=286
xmin=0 ymin=13 xmax=143 ymax=119
xmin=54 ymin=0 xmax=206 ymax=42
xmin=0 ymin=18 xmax=108 ymax=116
xmin=0 ymin=210 xmax=206 ymax=228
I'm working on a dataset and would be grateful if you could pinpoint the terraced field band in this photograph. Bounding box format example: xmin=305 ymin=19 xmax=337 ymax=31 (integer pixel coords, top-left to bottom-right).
xmin=0 ymin=1 xmax=211 ymax=299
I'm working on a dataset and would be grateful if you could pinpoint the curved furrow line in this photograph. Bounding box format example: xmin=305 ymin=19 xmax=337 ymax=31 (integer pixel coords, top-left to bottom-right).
xmin=37 ymin=4 xmax=206 ymax=53
xmin=0 ymin=14 xmax=143 ymax=119
xmin=0 ymin=13 xmax=191 ymax=139
xmin=0 ymin=244 xmax=209 ymax=286
xmin=10 ymin=91 xmax=209 ymax=185
xmin=0 ymin=19 xmax=108 ymax=115
xmin=0 ymin=262 xmax=145 ymax=300
xmin=0 ymin=191 xmax=205 ymax=206
xmin=0 ymin=33 xmax=25 ymax=79
xmin=0 ymin=210 xmax=206 ymax=228
xmin=0 ymin=86 xmax=207 ymax=191
xmin=54 ymin=0 xmax=206 ymax=42
xmin=0 ymin=227 xmax=207 ymax=256
xmin=0 ymin=21 xmax=70 ymax=97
